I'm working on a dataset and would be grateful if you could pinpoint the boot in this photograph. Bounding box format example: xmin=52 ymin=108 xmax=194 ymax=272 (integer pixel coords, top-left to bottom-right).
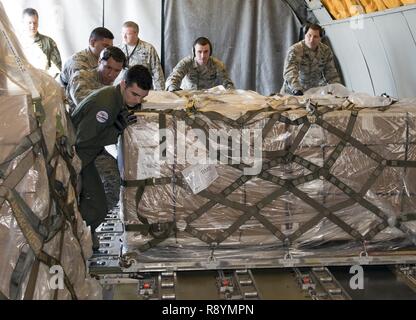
xmin=92 ymin=232 xmax=100 ymax=252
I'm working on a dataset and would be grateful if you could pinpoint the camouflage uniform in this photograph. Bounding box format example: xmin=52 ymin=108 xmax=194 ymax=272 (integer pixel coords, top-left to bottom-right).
xmin=281 ymin=40 xmax=341 ymax=95
xmin=67 ymin=68 xmax=106 ymax=113
xmin=118 ymin=39 xmax=165 ymax=90
xmin=22 ymin=32 xmax=61 ymax=78
xmin=166 ymin=56 xmax=235 ymax=91
xmin=60 ymin=48 xmax=98 ymax=88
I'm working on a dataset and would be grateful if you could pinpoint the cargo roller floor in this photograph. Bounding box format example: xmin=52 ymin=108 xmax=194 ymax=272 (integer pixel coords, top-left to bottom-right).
xmin=107 ymin=266 xmax=416 ymax=300
xmin=109 ymin=269 xmax=308 ymax=300
xmin=329 ymin=266 xmax=416 ymax=300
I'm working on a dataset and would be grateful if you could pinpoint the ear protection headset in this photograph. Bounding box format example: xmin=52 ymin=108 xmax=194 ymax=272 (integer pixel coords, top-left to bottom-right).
xmin=303 ymin=23 xmax=325 ymax=38
xmin=192 ymin=37 xmax=213 ymax=57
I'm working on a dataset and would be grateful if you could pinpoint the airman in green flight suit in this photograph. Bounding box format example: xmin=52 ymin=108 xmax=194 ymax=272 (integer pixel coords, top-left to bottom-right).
xmin=71 ymin=65 xmax=152 ymax=249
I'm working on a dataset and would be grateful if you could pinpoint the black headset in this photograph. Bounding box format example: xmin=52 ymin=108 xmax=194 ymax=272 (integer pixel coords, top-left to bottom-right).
xmin=303 ymin=23 xmax=325 ymax=38
xmin=192 ymin=37 xmax=213 ymax=57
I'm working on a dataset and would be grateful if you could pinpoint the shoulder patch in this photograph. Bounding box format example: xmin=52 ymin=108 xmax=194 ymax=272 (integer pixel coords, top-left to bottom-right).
xmin=96 ymin=111 xmax=109 ymax=124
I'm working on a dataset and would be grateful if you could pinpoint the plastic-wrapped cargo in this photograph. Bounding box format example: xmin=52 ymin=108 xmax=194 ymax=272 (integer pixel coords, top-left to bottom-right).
xmin=0 ymin=3 xmax=101 ymax=299
xmin=118 ymin=86 xmax=416 ymax=269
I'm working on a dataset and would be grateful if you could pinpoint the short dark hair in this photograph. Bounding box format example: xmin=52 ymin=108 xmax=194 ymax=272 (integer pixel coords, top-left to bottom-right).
xmin=122 ymin=21 xmax=139 ymax=33
xmin=305 ymin=23 xmax=324 ymax=37
xmin=193 ymin=37 xmax=213 ymax=56
xmin=124 ymin=65 xmax=152 ymax=90
xmin=22 ymin=8 xmax=38 ymax=18
xmin=100 ymin=46 xmax=127 ymax=68
xmin=194 ymin=37 xmax=211 ymax=47
xmin=89 ymin=27 xmax=114 ymax=42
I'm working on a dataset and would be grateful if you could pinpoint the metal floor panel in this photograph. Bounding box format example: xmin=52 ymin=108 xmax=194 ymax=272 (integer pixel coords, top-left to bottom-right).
xmin=329 ymin=266 xmax=416 ymax=300
xmin=250 ymin=269 xmax=307 ymax=300
xmin=110 ymin=269 xmax=308 ymax=300
xmin=108 ymin=266 xmax=416 ymax=300
xmin=111 ymin=271 xmax=220 ymax=300
xmin=176 ymin=271 xmax=224 ymax=300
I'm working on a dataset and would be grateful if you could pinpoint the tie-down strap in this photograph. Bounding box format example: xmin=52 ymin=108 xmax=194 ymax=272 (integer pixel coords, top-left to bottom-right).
xmin=0 ymin=136 xmax=80 ymax=300
xmin=122 ymin=107 xmax=416 ymax=251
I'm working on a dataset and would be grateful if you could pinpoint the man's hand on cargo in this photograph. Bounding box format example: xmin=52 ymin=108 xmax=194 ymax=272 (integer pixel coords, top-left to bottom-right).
xmin=115 ymin=109 xmax=137 ymax=131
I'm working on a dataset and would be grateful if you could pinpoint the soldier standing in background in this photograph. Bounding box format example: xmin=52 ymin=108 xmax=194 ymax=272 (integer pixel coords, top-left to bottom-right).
xmin=166 ymin=37 xmax=234 ymax=92
xmin=60 ymin=27 xmax=114 ymax=88
xmin=117 ymin=21 xmax=165 ymax=90
xmin=281 ymin=23 xmax=340 ymax=96
xmin=21 ymin=8 xmax=62 ymax=79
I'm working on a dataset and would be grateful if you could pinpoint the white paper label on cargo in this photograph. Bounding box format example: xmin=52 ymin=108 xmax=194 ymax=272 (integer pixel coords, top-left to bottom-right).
xmin=182 ymin=164 xmax=219 ymax=194
xmin=137 ymin=147 xmax=161 ymax=180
